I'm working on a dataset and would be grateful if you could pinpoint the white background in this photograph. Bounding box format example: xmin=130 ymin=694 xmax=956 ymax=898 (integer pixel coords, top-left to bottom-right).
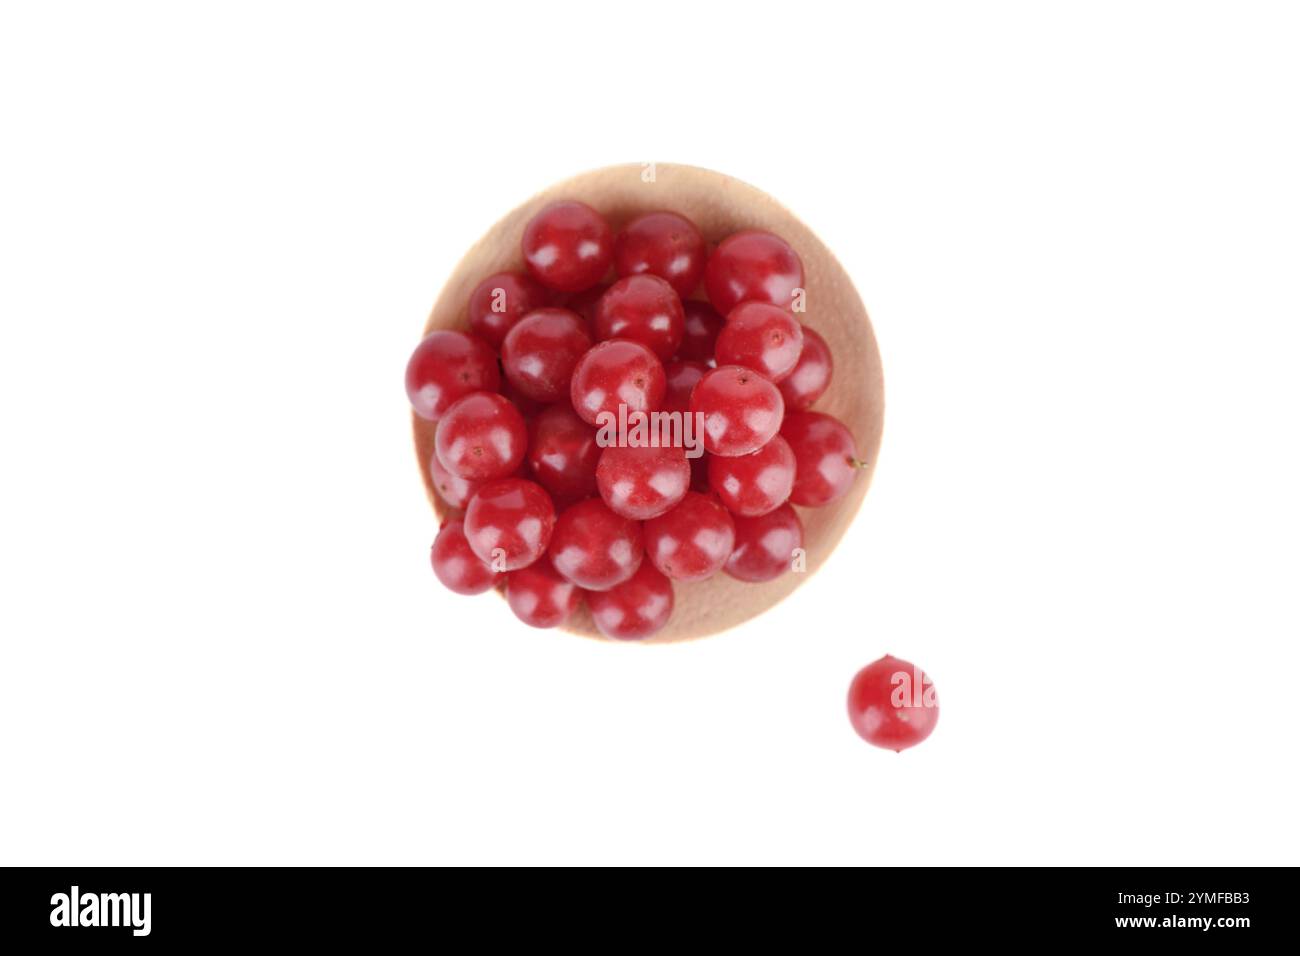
xmin=2 ymin=1 xmax=1297 ymax=866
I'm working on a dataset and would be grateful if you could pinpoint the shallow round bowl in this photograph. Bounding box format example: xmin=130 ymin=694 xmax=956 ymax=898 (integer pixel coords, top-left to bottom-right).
xmin=413 ymin=163 xmax=884 ymax=641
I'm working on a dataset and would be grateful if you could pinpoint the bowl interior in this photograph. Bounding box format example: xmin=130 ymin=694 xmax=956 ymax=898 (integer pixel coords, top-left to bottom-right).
xmin=413 ymin=163 xmax=884 ymax=641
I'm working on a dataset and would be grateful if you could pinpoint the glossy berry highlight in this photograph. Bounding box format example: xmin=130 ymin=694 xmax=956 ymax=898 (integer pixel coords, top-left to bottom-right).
xmin=435 ymin=391 xmax=527 ymax=481
xmin=587 ymin=561 xmax=675 ymax=641
xmin=548 ymin=497 xmax=644 ymax=591
xmin=596 ymin=444 xmax=691 ymax=521
xmin=463 ymin=478 xmax=556 ymax=571
xmin=522 ymin=200 xmax=613 ymax=293
xmin=506 ymin=562 xmax=581 ymax=628
xmin=691 ymin=365 xmax=785 ymax=457
xmin=501 ymin=307 xmax=592 ymax=403
xmin=704 ymin=230 xmax=804 ymax=315
xmin=643 ymin=492 xmax=736 ymax=582
xmin=593 ymin=274 xmax=684 ymax=361
xmin=778 ymin=326 xmax=833 ymax=410
xmin=613 ymin=211 xmax=707 ymax=297
xmin=781 ymin=410 xmax=863 ymax=507
xmin=525 ymin=404 xmax=600 ymax=503
xmin=431 ymin=519 xmax=497 ymax=595
xmin=569 ymin=339 xmax=666 ymax=427
xmin=406 ymin=330 xmax=499 ymax=421
xmin=725 ymin=504 xmax=804 ymax=583
xmin=707 ymin=434 xmax=795 ymax=517
xmin=715 ymin=302 xmax=804 ymax=382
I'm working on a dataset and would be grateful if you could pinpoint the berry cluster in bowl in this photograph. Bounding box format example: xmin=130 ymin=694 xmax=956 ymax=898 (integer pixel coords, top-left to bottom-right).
xmin=407 ymin=200 xmax=867 ymax=640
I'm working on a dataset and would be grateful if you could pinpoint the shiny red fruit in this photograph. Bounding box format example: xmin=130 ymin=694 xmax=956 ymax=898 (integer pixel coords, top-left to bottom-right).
xmin=725 ymin=504 xmax=804 ymax=583
xmin=596 ymin=444 xmax=690 ymax=520
xmin=428 ymin=451 xmax=483 ymax=509
xmin=435 ymin=392 xmax=528 ymax=481
xmin=525 ymin=404 xmax=600 ymax=503
xmin=548 ymin=497 xmax=643 ymax=591
xmin=662 ymin=359 xmax=708 ymax=416
xmin=707 ymin=434 xmax=795 ymax=516
xmin=612 ymin=211 xmax=707 ymax=297
xmin=593 ymin=274 xmax=684 ymax=361
xmin=522 ymin=200 xmax=613 ymax=293
xmin=463 ymin=478 xmax=555 ymax=571
xmin=506 ymin=562 xmax=581 ymax=628
xmin=847 ymin=655 xmax=940 ymax=752
xmin=643 ymin=492 xmax=736 ymax=582
xmin=405 ymin=330 xmax=499 ymax=421
xmin=704 ymin=230 xmax=804 ymax=314
xmin=501 ymin=307 xmax=592 ymax=403
xmin=677 ymin=300 xmax=726 ymax=363
xmin=569 ymin=339 xmax=666 ymax=427
xmin=781 ymin=411 xmax=862 ymax=507
xmin=587 ymin=561 xmax=674 ymax=641
xmin=777 ymin=326 xmax=833 ymax=410
xmin=467 ymin=271 xmax=549 ymax=351
xmin=715 ymin=302 xmax=804 ymax=382
xmin=691 ymin=365 xmax=785 ymax=457
xmin=430 ymin=519 xmax=497 ymax=595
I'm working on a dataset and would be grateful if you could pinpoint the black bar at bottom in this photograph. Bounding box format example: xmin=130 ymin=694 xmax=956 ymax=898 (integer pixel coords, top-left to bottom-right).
xmin=0 ymin=866 xmax=1289 ymax=945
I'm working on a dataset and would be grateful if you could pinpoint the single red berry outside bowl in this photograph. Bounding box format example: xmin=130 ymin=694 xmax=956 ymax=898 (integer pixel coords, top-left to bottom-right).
xmin=847 ymin=655 xmax=940 ymax=752
xmin=411 ymin=164 xmax=884 ymax=642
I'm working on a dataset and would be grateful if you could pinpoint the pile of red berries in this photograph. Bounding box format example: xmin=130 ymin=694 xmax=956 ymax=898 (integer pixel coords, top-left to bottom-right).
xmin=408 ymin=200 xmax=866 ymax=640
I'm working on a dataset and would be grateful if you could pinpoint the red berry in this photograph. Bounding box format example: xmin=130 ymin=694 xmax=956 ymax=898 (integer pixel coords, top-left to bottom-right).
xmin=677 ymin=300 xmax=726 ymax=362
xmin=704 ymin=230 xmax=804 ymax=314
xmin=847 ymin=655 xmax=939 ymax=752
xmin=428 ymin=451 xmax=484 ymax=509
xmin=596 ymin=444 xmax=690 ymax=520
xmin=405 ymin=330 xmax=499 ymax=421
xmin=435 ymin=392 xmax=528 ymax=481
xmin=549 ymin=497 xmax=643 ymax=590
xmin=525 ymin=404 xmax=600 ymax=503
xmin=725 ymin=504 xmax=804 ymax=583
xmin=501 ymin=307 xmax=592 ymax=403
xmin=593 ymin=274 xmax=684 ymax=361
xmin=522 ymin=200 xmax=613 ymax=293
xmin=781 ymin=411 xmax=861 ymax=507
xmin=715 ymin=302 xmax=804 ymax=382
xmin=643 ymin=492 xmax=735 ymax=582
xmin=463 ymin=478 xmax=555 ymax=571
xmin=707 ymin=434 xmax=795 ymax=516
xmin=662 ymin=359 xmax=708 ymax=415
xmin=691 ymin=365 xmax=785 ymax=457
xmin=587 ymin=561 xmax=674 ymax=641
xmin=569 ymin=339 xmax=666 ymax=427
xmin=506 ymin=562 xmax=581 ymax=628
xmin=467 ymin=271 xmax=548 ymax=351
xmin=612 ymin=211 xmax=707 ymax=297
xmin=777 ymin=326 xmax=833 ymax=410
xmin=430 ymin=519 xmax=497 ymax=595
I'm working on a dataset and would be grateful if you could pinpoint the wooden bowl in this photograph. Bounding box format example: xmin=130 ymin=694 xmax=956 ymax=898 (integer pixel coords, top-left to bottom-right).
xmin=413 ymin=163 xmax=884 ymax=642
